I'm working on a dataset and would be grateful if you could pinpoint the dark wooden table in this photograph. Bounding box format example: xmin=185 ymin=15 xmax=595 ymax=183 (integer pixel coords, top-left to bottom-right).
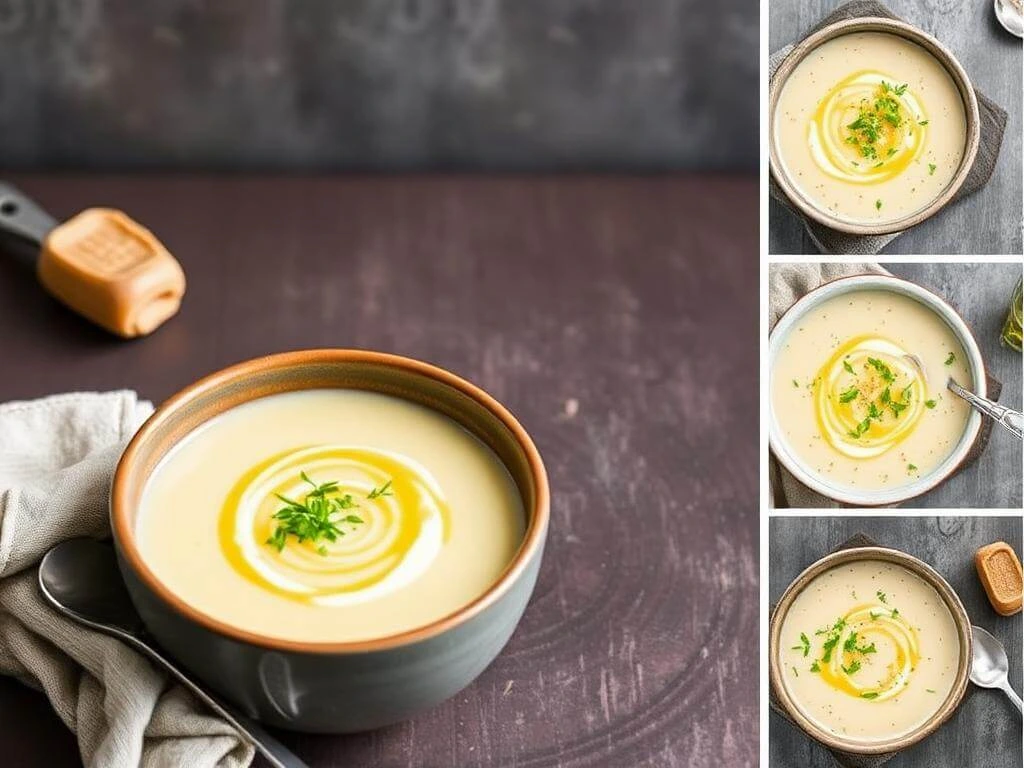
xmin=0 ymin=175 xmax=759 ymax=767
xmin=769 ymin=516 xmax=1024 ymax=768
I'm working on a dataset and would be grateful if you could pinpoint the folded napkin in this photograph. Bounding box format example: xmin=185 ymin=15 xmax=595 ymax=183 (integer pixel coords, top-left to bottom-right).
xmin=769 ymin=0 xmax=1008 ymax=255
xmin=769 ymin=264 xmax=1002 ymax=508
xmin=0 ymin=392 xmax=254 ymax=768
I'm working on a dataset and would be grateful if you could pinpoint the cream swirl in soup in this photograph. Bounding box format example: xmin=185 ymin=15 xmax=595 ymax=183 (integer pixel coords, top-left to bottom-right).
xmin=775 ymin=32 xmax=967 ymax=225
xmin=778 ymin=560 xmax=960 ymax=743
xmin=772 ymin=289 xmax=971 ymax=492
xmin=138 ymin=389 xmax=524 ymax=643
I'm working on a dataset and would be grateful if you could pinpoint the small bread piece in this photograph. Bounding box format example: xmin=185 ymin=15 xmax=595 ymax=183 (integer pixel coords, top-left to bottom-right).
xmin=38 ymin=208 xmax=185 ymax=338
xmin=976 ymin=541 xmax=1023 ymax=616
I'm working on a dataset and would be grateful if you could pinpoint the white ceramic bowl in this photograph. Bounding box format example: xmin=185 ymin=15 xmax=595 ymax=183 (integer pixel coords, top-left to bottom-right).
xmin=768 ymin=274 xmax=985 ymax=506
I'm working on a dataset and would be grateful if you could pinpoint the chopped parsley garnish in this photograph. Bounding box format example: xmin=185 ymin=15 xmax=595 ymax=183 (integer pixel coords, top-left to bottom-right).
xmin=875 ymin=199 xmax=883 ymax=210
xmin=861 ymin=692 xmax=880 ymax=699
xmin=944 ymin=352 xmax=956 ymax=366
xmin=928 ymin=163 xmax=937 ymax=175
xmin=866 ymin=357 xmax=896 ymax=383
xmin=367 ymin=479 xmax=394 ymax=499
xmin=924 ymin=399 xmax=937 ymax=409
xmin=876 ymin=590 xmax=888 ymax=603
xmin=843 ymin=359 xmax=855 ymax=374
xmin=839 ymin=386 xmax=860 ymax=403
xmin=908 ymin=463 xmax=918 ymax=472
xmin=792 ymin=632 xmax=812 ymax=657
xmin=265 ymin=471 xmax=373 ymax=554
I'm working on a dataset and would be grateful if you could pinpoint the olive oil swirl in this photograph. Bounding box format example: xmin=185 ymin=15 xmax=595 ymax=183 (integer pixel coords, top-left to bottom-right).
xmin=814 ymin=335 xmax=927 ymax=458
xmin=219 ymin=445 xmax=451 ymax=605
xmin=808 ymin=71 xmax=927 ymax=184
xmin=819 ymin=605 xmax=921 ymax=701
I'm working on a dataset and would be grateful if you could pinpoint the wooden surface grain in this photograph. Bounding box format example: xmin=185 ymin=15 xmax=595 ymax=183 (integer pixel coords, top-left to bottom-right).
xmin=886 ymin=263 xmax=1023 ymax=509
xmin=0 ymin=174 xmax=759 ymax=767
xmin=768 ymin=0 xmax=1023 ymax=255
xmin=769 ymin=516 xmax=1024 ymax=768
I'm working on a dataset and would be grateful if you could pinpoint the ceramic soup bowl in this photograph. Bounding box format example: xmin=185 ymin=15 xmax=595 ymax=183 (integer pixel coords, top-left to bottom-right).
xmin=111 ymin=349 xmax=550 ymax=733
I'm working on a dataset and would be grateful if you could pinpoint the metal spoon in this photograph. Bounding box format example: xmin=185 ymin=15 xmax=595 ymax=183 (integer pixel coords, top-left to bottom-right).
xmin=901 ymin=354 xmax=1022 ymax=441
xmin=38 ymin=538 xmax=308 ymax=768
xmin=971 ymin=625 xmax=1023 ymax=713
xmin=947 ymin=377 xmax=1023 ymax=441
xmin=995 ymin=0 xmax=1024 ymax=38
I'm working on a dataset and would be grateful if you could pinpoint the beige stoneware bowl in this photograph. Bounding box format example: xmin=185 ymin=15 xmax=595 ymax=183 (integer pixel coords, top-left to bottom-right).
xmin=769 ymin=17 xmax=980 ymax=236
xmin=769 ymin=546 xmax=972 ymax=756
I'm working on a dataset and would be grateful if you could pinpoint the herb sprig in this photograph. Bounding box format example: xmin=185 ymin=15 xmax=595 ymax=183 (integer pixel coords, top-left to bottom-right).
xmin=266 ymin=471 xmax=392 ymax=555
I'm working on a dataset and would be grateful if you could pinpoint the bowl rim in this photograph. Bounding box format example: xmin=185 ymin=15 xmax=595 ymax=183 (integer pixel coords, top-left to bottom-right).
xmin=767 ymin=273 xmax=986 ymax=507
xmin=768 ymin=16 xmax=981 ymax=236
xmin=110 ymin=348 xmax=551 ymax=654
xmin=768 ymin=545 xmax=973 ymax=755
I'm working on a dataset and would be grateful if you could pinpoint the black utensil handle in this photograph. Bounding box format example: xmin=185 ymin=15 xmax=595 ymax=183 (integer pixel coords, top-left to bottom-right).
xmin=0 ymin=183 xmax=58 ymax=249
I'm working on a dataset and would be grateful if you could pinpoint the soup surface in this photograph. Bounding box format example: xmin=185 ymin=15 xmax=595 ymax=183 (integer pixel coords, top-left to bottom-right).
xmin=138 ymin=389 xmax=525 ymax=642
xmin=775 ymin=32 xmax=966 ymax=225
xmin=778 ymin=559 xmax=960 ymax=743
xmin=772 ymin=289 xmax=970 ymax=493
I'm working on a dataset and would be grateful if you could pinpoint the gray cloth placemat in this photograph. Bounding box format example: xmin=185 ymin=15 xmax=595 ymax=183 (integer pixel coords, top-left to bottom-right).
xmin=769 ymin=0 xmax=1008 ymax=255
xmin=768 ymin=263 xmax=1004 ymax=508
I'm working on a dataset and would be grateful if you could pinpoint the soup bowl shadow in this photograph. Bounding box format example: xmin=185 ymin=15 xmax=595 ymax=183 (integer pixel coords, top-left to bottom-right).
xmin=769 ymin=16 xmax=981 ymax=236
xmin=110 ymin=349 xmax=550 ymax=733
xmin=768 ymin=273 xmax=986 ymax=507
xmin=769 ymin=546 xmax=973 ymax=757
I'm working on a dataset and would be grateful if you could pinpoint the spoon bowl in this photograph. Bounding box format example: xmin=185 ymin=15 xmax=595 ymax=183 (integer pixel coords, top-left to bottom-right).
xmin=970 ymin=625 xmax=1023 ymax=714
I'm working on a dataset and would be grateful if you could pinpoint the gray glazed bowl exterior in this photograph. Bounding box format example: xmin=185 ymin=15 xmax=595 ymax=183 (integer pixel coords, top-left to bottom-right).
xmin=111 ymin=349 xmax=550 ymax=733
xmin=115 ymin=544 xmax=543 ymax=732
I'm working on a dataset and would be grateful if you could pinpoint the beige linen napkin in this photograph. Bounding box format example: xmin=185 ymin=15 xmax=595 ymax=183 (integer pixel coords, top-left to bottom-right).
xmin=0 ymin=391 xmax=254 ymax=768
xmin=769 ymin=0 xmax=1009 ymax=255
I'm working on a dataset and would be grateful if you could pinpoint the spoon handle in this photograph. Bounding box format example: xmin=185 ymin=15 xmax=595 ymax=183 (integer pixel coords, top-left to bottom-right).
xmin=122 ymin=635 xmax=308 ymax=768
xmin=948 ymin=378 xmax=1023 ymax=441
xmin=1001 ymin=680 xmax=1024 ymax=714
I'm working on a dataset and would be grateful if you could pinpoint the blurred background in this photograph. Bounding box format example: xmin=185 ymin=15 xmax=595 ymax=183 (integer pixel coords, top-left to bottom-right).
xmin=0 ymin=0 xmax=758 ymax=172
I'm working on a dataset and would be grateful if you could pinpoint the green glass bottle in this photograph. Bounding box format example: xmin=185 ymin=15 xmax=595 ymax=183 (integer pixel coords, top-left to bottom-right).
xmin=1001 ymin=277 xmax=1022 ymax=352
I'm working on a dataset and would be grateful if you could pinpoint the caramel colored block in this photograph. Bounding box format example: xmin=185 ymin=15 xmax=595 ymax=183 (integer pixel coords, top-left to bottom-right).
xmin=38 ymin=208 xmax=186 ymax=338
xmin=976 ymin=541 xmax=1023 ymax=616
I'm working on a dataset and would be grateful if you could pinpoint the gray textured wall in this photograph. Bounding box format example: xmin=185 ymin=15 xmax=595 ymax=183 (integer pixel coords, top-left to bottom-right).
xmin=0 ymin=0 xmax=758 ymax=171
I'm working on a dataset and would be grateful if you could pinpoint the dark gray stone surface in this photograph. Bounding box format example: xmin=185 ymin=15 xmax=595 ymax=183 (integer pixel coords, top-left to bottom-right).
xmin=0 ymin=0 xmax=758 ymax=171
xmin=769 ymin=0 xmax=1023 ymax=255
xmin=770 ymin=516 xmax=1024 ymax=768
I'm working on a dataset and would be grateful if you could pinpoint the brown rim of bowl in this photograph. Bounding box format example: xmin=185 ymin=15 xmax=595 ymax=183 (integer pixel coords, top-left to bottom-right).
xmin=769 ymin=546 xmax=972 ymax=755
xmin=768 ymin=17 xmax=981 ymax=236
xmin=110 ymin=349 xmax=551 ymax=655
xmin=767 ymin=272 xmax=987 ymax=508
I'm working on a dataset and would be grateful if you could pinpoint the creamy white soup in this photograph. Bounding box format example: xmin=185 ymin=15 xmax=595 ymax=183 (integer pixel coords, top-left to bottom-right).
xmin=775 ymin=32 xmax=967 ymax=225
xmin=778 ymin=559 xmax=960 ymax=743
xmin=772 ymin=289 xmax=971 ymax=492
xmin=138 ymin=389 xmax=525 ymax=643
